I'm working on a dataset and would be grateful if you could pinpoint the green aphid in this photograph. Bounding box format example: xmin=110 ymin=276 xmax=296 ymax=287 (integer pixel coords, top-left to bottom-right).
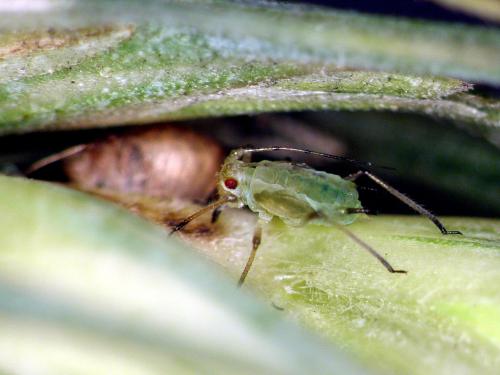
xmin=172 ymin=147 xmax=462 ymax=286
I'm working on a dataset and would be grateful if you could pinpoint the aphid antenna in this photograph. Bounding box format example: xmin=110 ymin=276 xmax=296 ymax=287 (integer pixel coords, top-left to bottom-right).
xmin=237 ymin=146 xmax=393 ymax=170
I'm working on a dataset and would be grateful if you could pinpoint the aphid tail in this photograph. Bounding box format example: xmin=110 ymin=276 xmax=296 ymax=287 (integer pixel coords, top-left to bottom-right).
xmin=334 ymin=224 xmax=406 ymax=274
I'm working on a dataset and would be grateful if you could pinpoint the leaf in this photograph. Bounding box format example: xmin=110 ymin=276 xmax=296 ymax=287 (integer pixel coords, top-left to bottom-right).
xmin=80 ymin=189 xmax=500 ymax=374
xmin=0 ymin=1 xmax=498 ymax=133
xmin=4 ymin=0 xmax=500 ymax=83
xmin=155 ymin=198 xmax=500 ymax=375
xmin=0 ymin=175 xmax=368 ymax=375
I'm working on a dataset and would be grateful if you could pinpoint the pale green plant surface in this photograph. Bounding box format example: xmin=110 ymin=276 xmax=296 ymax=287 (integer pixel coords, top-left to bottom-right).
xmin=0 ymin=1 xmax=499 ymax=134
xmin=3 ymin=180 xmax=497 ymax=375
xmin=0 ymin=175 xmax=367 ymax=375
xmin=87 ymin=189 xmax=500 ymax=375
xmin=170 ymin=200 xmax=500 ymax=375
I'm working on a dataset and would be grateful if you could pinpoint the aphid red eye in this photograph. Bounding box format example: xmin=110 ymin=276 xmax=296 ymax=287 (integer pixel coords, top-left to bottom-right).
xmin=224 ymin=178 xmax=238 ymax=189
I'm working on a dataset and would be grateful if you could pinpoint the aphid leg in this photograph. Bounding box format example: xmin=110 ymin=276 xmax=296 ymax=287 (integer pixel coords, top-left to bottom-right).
xmin=345 ymin=171 xmax=462 ymax=235
xmin=25 ymin=144 xmax=89 ymax=175
xmin=237 ymin=223 xmax=262 ymax=287
xmin=271 ymin=302 xmax=285 ymax=311
xmin=169 ymin=196 xmax=234 ymax=235
xmin=335 ymin=224 xmax=406 ymax=274
xmin=211 ymin=205 xmax=224 ymax=224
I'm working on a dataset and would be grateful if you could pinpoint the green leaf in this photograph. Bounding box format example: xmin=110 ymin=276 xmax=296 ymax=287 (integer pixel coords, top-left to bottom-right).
xmin=4 ymin=0 xmax=500 ymax=83
xmin=172 ymin=201 xmax=500 ymax=375
xmin=83 ymin=190 xmax=500 ymax=375
xmin=0 ymin=1 xmax=498 ymax=133
xmin=0 ymin=175 xmax=367 ymax=375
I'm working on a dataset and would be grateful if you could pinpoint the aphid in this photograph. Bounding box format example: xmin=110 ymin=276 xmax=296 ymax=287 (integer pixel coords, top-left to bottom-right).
xmin=27 ymin=126 xmax=224 ymax=201
xmin=171 ymin=147 xmax=462 ymax=287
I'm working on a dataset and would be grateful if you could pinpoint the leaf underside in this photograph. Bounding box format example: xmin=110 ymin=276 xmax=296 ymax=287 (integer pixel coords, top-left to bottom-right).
xmin=0 ymin=1 xmax=498 ymax=134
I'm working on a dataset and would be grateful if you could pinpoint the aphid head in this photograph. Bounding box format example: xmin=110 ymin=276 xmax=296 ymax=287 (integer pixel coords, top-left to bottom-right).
xmin=218 ymin=166 xmax=243 ymax=197
xmin=217 ymin=153 xmax=247 ymax=203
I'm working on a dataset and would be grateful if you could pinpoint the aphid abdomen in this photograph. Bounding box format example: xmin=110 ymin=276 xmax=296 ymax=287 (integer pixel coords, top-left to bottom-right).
xmin=248 ymin=161 xmax=362 ymax=226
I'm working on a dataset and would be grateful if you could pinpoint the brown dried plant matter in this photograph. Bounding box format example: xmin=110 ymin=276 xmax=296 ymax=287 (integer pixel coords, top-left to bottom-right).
xmin=0 ymin=26 xmax=134 ymax=59
xmin=62 ymin=126 xmax=224 ymax=201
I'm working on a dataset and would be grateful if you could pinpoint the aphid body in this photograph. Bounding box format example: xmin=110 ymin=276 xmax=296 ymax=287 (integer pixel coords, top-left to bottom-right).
xmin=172 ymin=146 xmax=462 ymax=287
xmin=218 ymin=149 xmax=362 ymax=227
